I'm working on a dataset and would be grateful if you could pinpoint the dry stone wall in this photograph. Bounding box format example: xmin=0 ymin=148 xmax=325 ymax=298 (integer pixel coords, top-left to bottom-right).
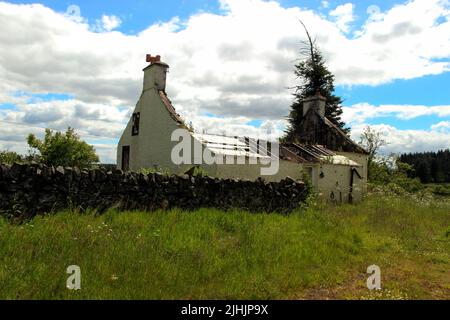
xmin=0 ymin=163 xmax=309 ymax=220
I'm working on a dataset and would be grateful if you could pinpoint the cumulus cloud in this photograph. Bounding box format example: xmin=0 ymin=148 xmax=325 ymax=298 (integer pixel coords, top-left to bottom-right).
xmin=93 ymin=15 xmax=122 ymax=32
xmin=431 ymin=120 xmax=450 ymax=132
xmin=343 ymin=103 xmax=450 ymax=155
xmin=342 ymin=103 xmax=450 ymax=125
xmin=1 ymin=0 xmax=449 ymax=105
xmin=1 ymin=99 xmax=129 ymax=137
xmin=350 ymin=123 xmax=450 ymax=155
xmin=0 ymin=97 xmax=130 ymax=162
xmin=329 ymin=3 xmax=355 ymax=33
xmin=4 ymin=124 xmax=121 ymax=163
xmin=1 ymin=0 xmax=450 ymax=162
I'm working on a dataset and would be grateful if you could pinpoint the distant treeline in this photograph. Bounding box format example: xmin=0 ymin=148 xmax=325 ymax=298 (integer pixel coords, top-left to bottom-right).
xmin=399 ymin=149 xmax=450 ymax=183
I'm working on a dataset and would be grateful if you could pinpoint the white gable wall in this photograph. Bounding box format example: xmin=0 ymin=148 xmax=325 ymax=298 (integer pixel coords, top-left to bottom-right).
xmin=336 ymin=152 xmax=368 ymax=197
xmin=117 ymin=88 xmax=192 ymax=172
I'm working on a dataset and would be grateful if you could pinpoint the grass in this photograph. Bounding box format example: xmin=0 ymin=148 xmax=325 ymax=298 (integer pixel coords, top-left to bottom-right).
xmin=0 ymin=192 xmax=449 ymax=300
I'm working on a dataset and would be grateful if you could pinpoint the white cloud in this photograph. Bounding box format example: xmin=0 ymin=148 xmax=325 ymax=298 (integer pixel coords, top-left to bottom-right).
xmin=1 ymin=99 xmax=129 ymax=137
xmin=94 ymin=15 xmax=122 ymax=32
xmin=342 ymin=103 xmax=450 ymax=125
xmin=0 ymin=0 xmax=449 ymax=107
xmin=1 ymin=0 xmax=450 ymax=162
xmin=365 ymin=5 xmax=384 ymax=24
xmin=350 ymin=123 xmax=450 ymax=155
xmin=343 ymin=103 xmax=450 ymax=155
xmin=431 ymin=120 xmax=450 ymax=132
xmin=0 ymin=98 xmax=129 ymax=163
xmin=0 ymin=131 xmax=117 ymax=163
xmin=329 ymin=3 xmax=355 ymax=33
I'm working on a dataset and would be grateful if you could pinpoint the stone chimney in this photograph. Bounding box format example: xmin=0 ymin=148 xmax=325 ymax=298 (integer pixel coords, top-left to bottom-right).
xmin=302 ymin=91 xmax=326 ymax=118
xmin=143 ymin=54 xmax=169 ymax=92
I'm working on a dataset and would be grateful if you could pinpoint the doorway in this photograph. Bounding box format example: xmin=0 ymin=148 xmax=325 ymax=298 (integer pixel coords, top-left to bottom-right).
xmin=122 ymin=146 xmax=130 ymax=171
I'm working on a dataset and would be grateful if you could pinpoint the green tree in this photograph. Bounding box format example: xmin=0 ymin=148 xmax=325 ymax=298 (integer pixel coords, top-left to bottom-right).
xmin=0 ymin=151 xmax=23 ymax=164
xmin=368 ymin=156 xmax=423 ymax=193
xmin=415 ymin=160 xmax=431 ymax=184
xmin=285 ymin=22 xmax=348 ymax=141
xmin=27 ymin=127 xmax=99 ymax=168
xmin=358 ymin=125 xmax=387 ymax=176
xmin=399 ymin=149 xmax=450 ymax=183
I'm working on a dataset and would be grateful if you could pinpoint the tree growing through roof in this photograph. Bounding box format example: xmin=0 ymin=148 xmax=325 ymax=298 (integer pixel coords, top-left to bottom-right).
xmin=27 ymin=127 xmax=99 ymax=168
xmin=284 ymin=21 xmax=349 ymax=142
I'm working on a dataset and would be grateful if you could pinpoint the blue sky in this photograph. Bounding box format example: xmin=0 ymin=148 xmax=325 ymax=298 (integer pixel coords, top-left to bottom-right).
xmin=0 ymin=0 xmax=449 ymax=162
xmin=5 ymin=0 xmax=223 ymax=33
xmin=4 ymin=0 xmax=405 ymax=34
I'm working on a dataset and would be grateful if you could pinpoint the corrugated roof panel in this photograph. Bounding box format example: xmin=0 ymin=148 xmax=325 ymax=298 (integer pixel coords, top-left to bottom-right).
xmin=309 ymin=145 xmax=335 ymax=156
xmin=192 ymin=132 xmax=278 ymax=159
xmin=320 ymin=155 xmax=361 ymax=166
xmin=208 ymin=147 xmax=271 ymax=158
xmin=204 ymin=143 xmax=248 ymax=151
xmin=193 ymin=133 xmax=247 ymax=146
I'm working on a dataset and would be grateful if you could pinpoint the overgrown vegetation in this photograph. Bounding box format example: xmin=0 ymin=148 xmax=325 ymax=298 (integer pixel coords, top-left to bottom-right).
xmin=137 ymin=166 xmax=211 ymax=177
xmin=0 ymin=190 xmax=448 ymax=300
xmin=356 ymin=125 xmax=422 ymax=193
xmin=0 ymin=151 xmax=24 ymax=164
xmin=424 ymin=183 xmax=450 ymax=197
xmin=368 ymin=158 xmax=423 ymax=193
xmin=1 ymin=128 xmax=99 ymax=169
xmin=27 ymin=127 xmax=99 ymax=168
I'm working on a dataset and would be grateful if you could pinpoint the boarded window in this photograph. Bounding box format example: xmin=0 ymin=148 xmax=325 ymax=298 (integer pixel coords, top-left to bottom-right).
xmin=132 ymin=112 xmax=140 ymax=136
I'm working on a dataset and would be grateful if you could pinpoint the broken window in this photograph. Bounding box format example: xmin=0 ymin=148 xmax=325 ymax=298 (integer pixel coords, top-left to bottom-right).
xmin=132 ymin=112 xmax=140 ymax=136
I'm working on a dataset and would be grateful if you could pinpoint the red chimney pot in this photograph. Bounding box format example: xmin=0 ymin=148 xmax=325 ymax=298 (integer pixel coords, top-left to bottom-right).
xmin=146 ymin=54 xmax=162 ymax=64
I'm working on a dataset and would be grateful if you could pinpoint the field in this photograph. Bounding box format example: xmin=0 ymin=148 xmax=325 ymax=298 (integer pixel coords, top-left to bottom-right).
xmin=0 ymin=190 xmax=449 ymax=300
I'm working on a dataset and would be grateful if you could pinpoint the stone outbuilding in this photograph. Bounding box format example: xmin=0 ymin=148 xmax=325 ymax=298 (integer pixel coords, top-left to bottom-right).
xmin=117 ymin=55 xmax=369 ymax=203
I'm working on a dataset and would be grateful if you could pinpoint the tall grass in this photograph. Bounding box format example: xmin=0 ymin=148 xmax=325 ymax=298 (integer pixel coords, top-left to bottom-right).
xmin=0 ymin=193 xmax=449 ymax=299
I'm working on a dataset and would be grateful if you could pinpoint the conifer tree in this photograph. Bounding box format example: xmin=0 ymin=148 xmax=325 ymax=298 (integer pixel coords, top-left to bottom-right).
xmin=285 ymin=22 xmax=349 ymax=141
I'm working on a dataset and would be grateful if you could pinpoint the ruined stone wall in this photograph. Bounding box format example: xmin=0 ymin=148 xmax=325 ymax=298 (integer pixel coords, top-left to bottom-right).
xmin=0 ymin=163 xmax=309 ymax=220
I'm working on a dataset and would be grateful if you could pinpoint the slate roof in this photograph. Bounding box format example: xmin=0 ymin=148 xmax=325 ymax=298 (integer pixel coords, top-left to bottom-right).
xmin=159 ymin=90 xmax=184 ymax=124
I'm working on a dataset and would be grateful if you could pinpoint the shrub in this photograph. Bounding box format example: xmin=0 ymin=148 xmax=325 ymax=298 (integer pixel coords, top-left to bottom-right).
xmin=27 ymin=127 xmax=99 ymax=168
xmin=0 ymin=151 xmax=23 ymax=164
xmin=432 ymin=185 xmax=450 ymax=196
xmin=369 ymin=159 xmax=424 ymax=193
